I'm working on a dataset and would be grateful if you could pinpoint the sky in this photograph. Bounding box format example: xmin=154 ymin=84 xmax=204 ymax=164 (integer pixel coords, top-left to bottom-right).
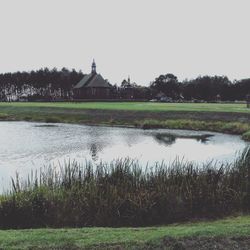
xmin=0 ymin=0 xmax=249 ymax=85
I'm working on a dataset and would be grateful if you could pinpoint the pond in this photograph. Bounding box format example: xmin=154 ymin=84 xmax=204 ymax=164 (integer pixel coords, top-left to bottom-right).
xmin=0 ymin=121 xmax=249 ymax=191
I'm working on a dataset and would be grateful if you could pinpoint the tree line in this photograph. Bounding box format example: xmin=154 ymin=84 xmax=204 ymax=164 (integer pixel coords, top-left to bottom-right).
xmin=0 ymin=68 xmax=84 ymax=101
xmin=0 ymin=68 xmax=249 ymax=101
xmin=150 ymin=74 xmax=250 ymax=101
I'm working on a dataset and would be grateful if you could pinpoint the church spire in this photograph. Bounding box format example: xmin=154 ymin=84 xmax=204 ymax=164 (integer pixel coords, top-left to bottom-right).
xmin=91 ymin=59 xmax=96 ymax=74
xmin=128 ymin=75 xmax=131 ymax=84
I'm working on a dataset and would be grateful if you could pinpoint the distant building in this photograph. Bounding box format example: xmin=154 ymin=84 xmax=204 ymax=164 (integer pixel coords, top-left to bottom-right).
xmin=120 ymin=76 xmax=135 ymax=99
xmin=73 ymin=60 xmax=113 ymax=99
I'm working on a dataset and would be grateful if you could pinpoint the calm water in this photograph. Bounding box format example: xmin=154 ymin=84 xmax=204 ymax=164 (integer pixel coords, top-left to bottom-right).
xmin=0 ymin=121 xmax=249 ymax=191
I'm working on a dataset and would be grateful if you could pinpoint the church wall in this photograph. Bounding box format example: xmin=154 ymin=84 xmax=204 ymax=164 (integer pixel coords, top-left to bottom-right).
xmin=73 ymin=87 xmax=112 ymax=99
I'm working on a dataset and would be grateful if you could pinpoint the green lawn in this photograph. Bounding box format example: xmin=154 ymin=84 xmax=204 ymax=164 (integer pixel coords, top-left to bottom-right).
xmin=0 ymin=101 xmax=249 ymax=113
xmin=0 ymin=216 xmax=249 ymax=249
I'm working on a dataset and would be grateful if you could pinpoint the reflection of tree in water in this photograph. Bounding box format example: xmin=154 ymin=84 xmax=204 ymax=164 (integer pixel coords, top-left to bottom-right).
xmin=89 ymin=144 xmax=99 ymax=162
xmin=154 ymin=133 xmax=176 ymax=146
xmin=154 ymin=132 xmax=213 ymax=146
xmin=197 ymin=137 xmax=209 ymax=143
xmin=85 ymin=128 xmax=108 ymax=162
xmin=121 ymin=130 xmax=142 ymax=147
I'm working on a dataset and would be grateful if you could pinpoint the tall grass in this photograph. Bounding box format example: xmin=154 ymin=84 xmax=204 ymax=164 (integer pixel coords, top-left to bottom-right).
xmin=136 ymin=119 xmax=250 ymax=134
xmin=0 ymin=150 xmax=250 ymax=229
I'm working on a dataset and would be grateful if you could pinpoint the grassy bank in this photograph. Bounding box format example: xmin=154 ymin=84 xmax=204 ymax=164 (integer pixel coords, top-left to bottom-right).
xmin=138 ymin=119 xmax=250 ymax=141
xmin=0 ymin=149 xmax=249 ymax=229
xmin=0 ymin=101 xmax=249 ymax=113
xmin=0 ymin=216 xmax=249 ymax=249
xmin=1 ymin=102 xmax=250 ymax=140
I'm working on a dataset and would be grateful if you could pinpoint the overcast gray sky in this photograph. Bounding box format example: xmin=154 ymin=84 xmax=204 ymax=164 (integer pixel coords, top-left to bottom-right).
xmin=0 ymin=0 xmax=249 ymax=85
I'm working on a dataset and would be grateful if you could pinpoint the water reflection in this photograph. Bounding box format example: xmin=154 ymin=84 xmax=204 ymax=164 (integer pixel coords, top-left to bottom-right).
xmin=154 ymin=133 xmax=176 ymax=146
xmin=89 ymin=144 xmax=99 ymax=161
xmin=153 ymin=132 xmax=213 ymax=146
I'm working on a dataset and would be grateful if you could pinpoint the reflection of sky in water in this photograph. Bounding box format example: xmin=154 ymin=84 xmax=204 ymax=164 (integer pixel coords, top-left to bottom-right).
xmin=0 ymin=121 xmax=249 ymax=191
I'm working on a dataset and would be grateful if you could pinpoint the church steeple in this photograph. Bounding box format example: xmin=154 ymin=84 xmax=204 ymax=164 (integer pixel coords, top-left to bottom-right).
xmin=91 ymin=59 xmax=96 ymax=74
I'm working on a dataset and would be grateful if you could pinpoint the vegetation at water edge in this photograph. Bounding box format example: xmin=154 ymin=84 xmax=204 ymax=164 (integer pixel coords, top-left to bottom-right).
xmin=0 ymin=148 xmax=249 ymax=229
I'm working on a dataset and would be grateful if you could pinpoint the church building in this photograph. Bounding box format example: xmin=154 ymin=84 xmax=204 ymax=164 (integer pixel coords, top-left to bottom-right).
xmin=73 ymin=60 xmax=113 ymax=99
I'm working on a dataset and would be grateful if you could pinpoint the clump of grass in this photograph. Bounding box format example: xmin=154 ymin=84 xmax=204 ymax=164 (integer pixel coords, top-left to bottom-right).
xmin=136 ymin=119 xmax=217 ymax=130
xmin=0 ymin=149 xmax=249 ymax=229
xmin=0 ymin=113 xmax=8 ymax=120
xmin=242 ymin=131 xmax=250 ymax=141
xmin=23 ymin=116 xmax=32 ymax=121
xmin=221 ymin=122 xmax=250 ymax=134
xmin=45 ymin=117 xmax=61 ymax=123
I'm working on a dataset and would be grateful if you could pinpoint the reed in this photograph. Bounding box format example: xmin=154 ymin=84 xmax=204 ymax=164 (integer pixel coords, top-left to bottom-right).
xmin=0 ymin=150 xmax=249 ymax=229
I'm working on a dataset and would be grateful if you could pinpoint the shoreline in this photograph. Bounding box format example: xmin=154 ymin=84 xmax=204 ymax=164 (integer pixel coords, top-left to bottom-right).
xmin=1 ymin=114 xmax=250 ymax=141
xmin=0 ymin=102 xmax=250 ymax=140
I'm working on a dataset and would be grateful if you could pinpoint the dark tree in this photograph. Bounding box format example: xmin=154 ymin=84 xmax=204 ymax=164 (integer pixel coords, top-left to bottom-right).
xmin=0 ymin=68 xmax=83 ymax=101
xmin=150 ymin=74 xmax=180 ymax=99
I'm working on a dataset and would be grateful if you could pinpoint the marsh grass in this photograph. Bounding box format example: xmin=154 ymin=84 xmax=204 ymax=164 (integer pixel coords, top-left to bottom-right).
xmin=136 ymin=119 xmax=250 ymax=140
xmin=242 ymin=131 xmax=250 ymax=141
xmin=0 ymin=151 xmax=249 ymax=229
xmin=137 ymin=119 xmax=250 ymax=133
xmin=45 ymin=116 xmax=62 ymax=123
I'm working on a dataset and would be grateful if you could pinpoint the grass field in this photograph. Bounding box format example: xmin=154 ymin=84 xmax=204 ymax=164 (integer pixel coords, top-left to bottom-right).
xmin=0 ymin=101 xmax=249 ymax=113
xmin=0 ymin=216 xmax=249 ymax=249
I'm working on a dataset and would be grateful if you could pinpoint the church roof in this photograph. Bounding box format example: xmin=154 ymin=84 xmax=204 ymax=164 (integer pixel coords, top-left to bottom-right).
xmin=74 ymin=73 xmax=112 ymax=89
xmin=74 ymin=60 xmax=112 ymax=89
